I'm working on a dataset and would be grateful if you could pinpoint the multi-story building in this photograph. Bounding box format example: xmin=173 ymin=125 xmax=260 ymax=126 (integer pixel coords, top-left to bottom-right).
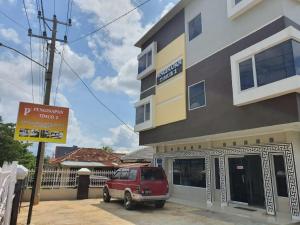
xmin=134 ymin=0 xmax=300 ymax=220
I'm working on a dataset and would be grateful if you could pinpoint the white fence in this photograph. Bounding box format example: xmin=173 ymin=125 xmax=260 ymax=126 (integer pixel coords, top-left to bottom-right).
xmin=0 ymin=162 xmax=17 ymax=225
xmin=25 ymin=169 xmax=115 ymax=189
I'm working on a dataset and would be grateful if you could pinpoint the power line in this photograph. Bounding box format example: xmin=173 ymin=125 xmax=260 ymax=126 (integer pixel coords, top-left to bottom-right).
xmin=0 ymin=42 xmax=46 ymax=69
xmin=70 ymin=0 xmax=151 ymax=43
xmin=22 ymin=0 xmax=31 ymax=29
xmin=23 ymin=0 xmax=35 ymax=103
xmin=53 ymin=45 xmax=65 ymax=105
xmin=56 ymin=50 xmax=136 ymax=134
xmin=29 ymin=36 xmax=35 ymax=103
xmin=54 ymin=0 xmax=73 ymax=105
xmin=0 ymin=9 xmax=27 ymax=30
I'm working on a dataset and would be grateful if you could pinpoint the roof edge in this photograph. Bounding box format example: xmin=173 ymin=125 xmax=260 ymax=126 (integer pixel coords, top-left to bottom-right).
xmin=135 ymin=0 xmax=190 ymax=48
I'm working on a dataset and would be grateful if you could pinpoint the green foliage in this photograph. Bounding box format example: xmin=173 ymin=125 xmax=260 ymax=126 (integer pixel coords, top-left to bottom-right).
xmin=0 ymin=119 xmax=35 ymax=169
xmin=102 ymin=146 xmax=114 ymax=153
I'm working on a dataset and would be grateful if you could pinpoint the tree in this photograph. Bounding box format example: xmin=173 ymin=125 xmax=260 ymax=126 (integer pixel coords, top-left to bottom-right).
xmin=0 ymin=119 xmax=35 ymax=169
xmin=102 ymin=146 xmax=114 ymax=153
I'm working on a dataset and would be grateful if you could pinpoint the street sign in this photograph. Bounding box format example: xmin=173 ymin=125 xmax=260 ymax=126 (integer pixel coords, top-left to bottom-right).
xmin=14 ymin=102 xmax=69 ymax=144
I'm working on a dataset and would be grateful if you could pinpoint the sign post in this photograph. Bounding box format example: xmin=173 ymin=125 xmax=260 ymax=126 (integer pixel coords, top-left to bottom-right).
xmin=14 ymin=102 xmax=69 ymax=225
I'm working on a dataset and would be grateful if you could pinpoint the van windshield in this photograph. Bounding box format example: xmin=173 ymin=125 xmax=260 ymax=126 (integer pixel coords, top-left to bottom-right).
xmin=141 ymin=168 xmax=164 ymax=181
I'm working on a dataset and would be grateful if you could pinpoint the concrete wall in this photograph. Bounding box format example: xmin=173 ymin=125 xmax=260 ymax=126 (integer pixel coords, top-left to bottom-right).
xmin=184 ymin=0 xmax=288 ymax=68
xmin=171 ymin=185 xmax=207 ymax=207
xmin=22 ymin=187 xmax=103 ymax=202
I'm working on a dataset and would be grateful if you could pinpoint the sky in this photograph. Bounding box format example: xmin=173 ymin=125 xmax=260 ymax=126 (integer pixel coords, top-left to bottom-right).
xmin=0 ymin=0 xmax=179 ymax=156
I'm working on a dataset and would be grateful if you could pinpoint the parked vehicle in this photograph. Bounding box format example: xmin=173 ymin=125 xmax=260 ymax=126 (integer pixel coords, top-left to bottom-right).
xmin=102 ymin=166 xmax=169 ymax=210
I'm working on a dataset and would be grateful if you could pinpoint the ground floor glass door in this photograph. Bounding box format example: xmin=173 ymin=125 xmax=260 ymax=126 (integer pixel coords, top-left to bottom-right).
xmin=228 ymin=155 xmax=265 ymax=208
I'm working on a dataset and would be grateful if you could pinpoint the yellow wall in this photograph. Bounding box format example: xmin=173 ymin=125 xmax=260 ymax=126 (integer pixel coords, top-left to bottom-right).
xmin=155 ymin=34 xmax=186 ymax=127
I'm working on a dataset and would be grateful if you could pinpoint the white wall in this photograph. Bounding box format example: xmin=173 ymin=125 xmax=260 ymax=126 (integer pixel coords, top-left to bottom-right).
xmin=22 ymin=188 xmax=103 ymax=202
xmin=184 ymin=0 xmax=297 ymax=68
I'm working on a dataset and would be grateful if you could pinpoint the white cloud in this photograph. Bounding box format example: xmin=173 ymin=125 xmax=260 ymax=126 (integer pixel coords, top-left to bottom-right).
xmin=0 ymin=26 xmax=21 ymax=44
xmin=75 ymin=0 xmax=177 ymax=99
xmin=91 ymin=58 xmax=139 ymax=97
xmin=0 ymin=41 xmax=97 ymax=153
xmin=74 ymin=0 xmax=149 ymax=98
xmin=100 ymin=124 xmax=139 ymax=153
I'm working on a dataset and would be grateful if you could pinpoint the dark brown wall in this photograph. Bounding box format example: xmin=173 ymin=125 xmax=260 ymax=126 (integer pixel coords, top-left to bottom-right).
xmin=141 ymin=72 xmax=156 ymax=91
xmin=142 ymin=9 xmax=185 ymax=52
xmin=140 ymin=17 xmax=300 ymax=145
xmin=140 ymin=72 xmax=156 ymax=99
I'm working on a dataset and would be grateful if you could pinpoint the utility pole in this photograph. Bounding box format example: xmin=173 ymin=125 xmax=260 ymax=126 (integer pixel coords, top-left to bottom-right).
xmin=26 ymin=14 xmax=71 ymax=225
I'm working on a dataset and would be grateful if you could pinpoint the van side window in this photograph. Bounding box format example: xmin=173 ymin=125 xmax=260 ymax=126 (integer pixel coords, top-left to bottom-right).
xmin=113 ymin=170 xmax=121 ymax=179
xmin=120 ymin=169 xmax=129 ymax=180
xmin=128 ymin=169 xmax=137 ymax=180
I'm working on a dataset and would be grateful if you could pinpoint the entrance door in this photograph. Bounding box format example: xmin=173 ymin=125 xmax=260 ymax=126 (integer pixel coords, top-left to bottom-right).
xmin=229 ymin=157 xmax=248 ymax=203
xmin=228 ymin=155 xmax=265 ymax=208
xmin=245 ymin=155 xmax=265 ymax=207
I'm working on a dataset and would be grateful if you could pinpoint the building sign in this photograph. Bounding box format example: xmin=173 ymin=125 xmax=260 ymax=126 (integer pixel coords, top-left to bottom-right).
xmin=14 ymin=102 xmax=69 ymax=144
xmin=157 ymin=59 xmax=183 ymax=85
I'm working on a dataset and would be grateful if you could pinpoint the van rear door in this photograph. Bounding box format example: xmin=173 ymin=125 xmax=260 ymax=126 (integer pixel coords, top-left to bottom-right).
xmin=140 ymin=167 xmax=168 ymax=196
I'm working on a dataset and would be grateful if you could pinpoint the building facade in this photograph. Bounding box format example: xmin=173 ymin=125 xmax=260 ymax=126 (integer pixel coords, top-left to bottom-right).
xmin=134 ymin=0 xmax=300 ymax=220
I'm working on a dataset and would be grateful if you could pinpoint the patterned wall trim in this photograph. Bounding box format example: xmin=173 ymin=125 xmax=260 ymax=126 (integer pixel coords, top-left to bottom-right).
xmin=205 ymin=155 xmax=212 ymax=205
xmin=219 ymin=155 xmax=228 ymax=207
xmin=154 ymin=143 xmax=300 ymax=219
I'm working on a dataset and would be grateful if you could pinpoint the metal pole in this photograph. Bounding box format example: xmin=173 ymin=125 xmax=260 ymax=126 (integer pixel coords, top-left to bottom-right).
xmin=26 ymin=15 xmax=57 ymax=225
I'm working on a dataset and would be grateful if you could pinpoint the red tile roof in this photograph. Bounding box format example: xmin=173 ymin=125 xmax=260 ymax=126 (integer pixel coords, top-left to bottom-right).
xmin=49 ymin=148 xmax=122 ymax=167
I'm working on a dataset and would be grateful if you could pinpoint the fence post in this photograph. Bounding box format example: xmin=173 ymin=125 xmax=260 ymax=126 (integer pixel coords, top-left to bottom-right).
xmin=10 ymin=165 xmax=28 ymax=225
xmin=77 ymin=168 xmax=91 ymax=200
xmin=3 ymin=161 xmax=17 ymax=225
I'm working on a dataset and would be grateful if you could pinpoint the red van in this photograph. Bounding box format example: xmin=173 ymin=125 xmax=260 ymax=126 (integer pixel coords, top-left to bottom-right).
xmin=103 ymin=166 xmax=169 ymax=209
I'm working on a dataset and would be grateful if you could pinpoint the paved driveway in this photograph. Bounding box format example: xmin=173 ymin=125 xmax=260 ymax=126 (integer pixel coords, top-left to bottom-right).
xmin=17 ymin=199 xmax=297 ymax=225
xmin=18 ymin=199 xmax=232 ymax=225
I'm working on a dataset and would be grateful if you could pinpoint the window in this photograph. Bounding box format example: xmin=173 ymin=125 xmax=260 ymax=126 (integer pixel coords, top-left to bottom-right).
xmin=141 ymin=168 xmax=164 ymax=181
xmin=256 ymin=40 xmax=296 ymax=86
xmin=227 ymin=0 xmax=262 ymax=20
xmin=137 ymin=42 xmax=156 ymax=80
xmin=113 ymin=170 xmax=121 ymax=179
xmin=215 ymin=158 xmax=220 ymax=190
xmin=134 ymin=95 xmax=155 ymax=132
xmin=189 ymin=14 xmax=202 ymax=41
xmin=145 ymin=103 xmax=150 ymax=121
xmin=128 ymin=169 xmax=137 ymax=180
xmin=189 ymin=81 xmax=206 ymax=110
xmin=273 ymin=155 xmax=288 ymax=197
xmin=238 ymin=40 xmax=300 ymax=91
xmin=292 ymin=39 xmax=300 ymax=75
xmin=156 ymin=158 xmax=163 ymax=168
xmin=239 ymin=58 xmax=254 ymax=90
xmin=135 ymin=103 xmax=150 ymax=124
xmin=231 ymin=27 xmax=300 ymax=106
xmin=120 ymin=169 xmax=129 ymax=180
xmin=138 ymin=50 xmax=152 ymax=74
xmin=136 ymin=105 xmax=145 ymax=124
xmin=173 ymin=158 xmax=206 ymax=188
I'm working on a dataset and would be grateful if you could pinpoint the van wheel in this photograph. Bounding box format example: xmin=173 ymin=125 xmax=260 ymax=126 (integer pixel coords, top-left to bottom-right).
xmin=103 ymin=187 xmax=111 ymax=203
xmin=124 ymin=192 xmax=133 ymax=210
xmin=154 ymin=200 xmax=165 ymax=208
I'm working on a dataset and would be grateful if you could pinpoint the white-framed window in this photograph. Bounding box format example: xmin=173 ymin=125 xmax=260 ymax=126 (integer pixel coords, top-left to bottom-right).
xmin=238 ymin=40 xmax=300 ymax=91
xmin=188 ymin=13 xmax=202 ymax=42
xmin=231 ymin=26 xmax=300 ymax=106
xmin=227 ymin=0 xmax=263 ymax=20
xmin=136 ymin=103 xmax=150 ymax=124
xmin=137 ymin=42 xmax=157 ymax=80
xmin=134 ymin=95 xmax=155 ymax=132
xmin=188 ymin=80 xmax=206 ymax=110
